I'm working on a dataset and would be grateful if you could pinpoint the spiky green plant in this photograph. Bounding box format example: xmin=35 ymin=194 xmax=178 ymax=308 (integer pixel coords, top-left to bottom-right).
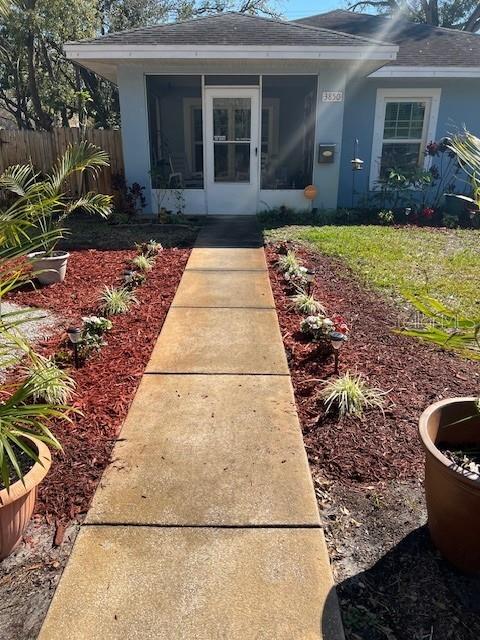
xmin=398 ymin=292 xmax=480 ymax=360
xmin=131 ymin=254 xmax=155 ymax=272
xmin=277 ymin=250 xmax=301 ymax=275
xmin=25 ymin=354 xmax=75 ymax=404
xmin=0 ymin=141 xmax=112 ymax=256
xmin=447 ymin=130 xmax=480 ymax=208
xmin=320 ymin=373 xmax=386 ymax=417
xmin=100 ymin=286 xmax=138 ymax=316
xmin=290 ymin=292 xmax=325 ymax=316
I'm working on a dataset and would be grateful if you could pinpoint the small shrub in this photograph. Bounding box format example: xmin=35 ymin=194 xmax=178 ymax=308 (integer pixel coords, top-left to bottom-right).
xmin=135 ymin=239 xmax=163 ymax=257
xmin=100 ymin=286 xmax=138 ymax=316
xmin=378 ymin=209 xmax=394 ymax=225
xmin=75 ymin=315 xmax=114 ymax=355
xmin=301 ymin=314 xmax=349 ymax=342
xmin=277 ymin=250 xmax=301 ymax=275
xmin=123 ymin=270 xmax=147 ymax=289
xmin=320 ymin=372 xmax=386 ymax=417
xmin=442 ymin=213 xmax=459 ymax=228
xmin=111 ymin=173 xmax=146 ymax=218
xmin=291 ymin=292 xmax=325 ymax=316
xmin=82 ymin=315 xmax=113 ymax=335
xmin=25 ymin=354 xmax=76 ymax=404
xmin=131 ymin=254 xmax=155 ymax=272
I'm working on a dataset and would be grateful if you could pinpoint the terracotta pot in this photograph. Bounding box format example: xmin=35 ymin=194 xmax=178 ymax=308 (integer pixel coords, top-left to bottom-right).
xmin=419 ymin=397 xmax=480 ymax=573
xmin=0 ymin=436 xmax=51 ymax=560
xmin=28 ymin=251 xmax=70 ymax=285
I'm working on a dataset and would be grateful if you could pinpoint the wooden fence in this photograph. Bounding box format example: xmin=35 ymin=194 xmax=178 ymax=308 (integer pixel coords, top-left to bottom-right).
xmin=0 ymin=128 xmax=124 ymax=195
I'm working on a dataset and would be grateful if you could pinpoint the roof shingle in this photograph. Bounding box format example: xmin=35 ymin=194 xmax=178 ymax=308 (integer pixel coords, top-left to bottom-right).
xmin=296 ymin=10 xmax=480 ymax=66
xmin=72 ymin=11 xmax=393 ymax=47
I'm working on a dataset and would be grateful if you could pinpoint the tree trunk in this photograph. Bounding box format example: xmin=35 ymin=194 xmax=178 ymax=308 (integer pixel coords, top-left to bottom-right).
xmin=25 ymin=30 xmax=52 ymax=130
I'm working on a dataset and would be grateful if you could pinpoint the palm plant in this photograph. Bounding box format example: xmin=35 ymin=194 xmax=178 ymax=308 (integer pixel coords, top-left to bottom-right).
xmin=0 ymin=141 xmax=112 ymax=256
xmin=398 ymin=292 xmax=480 ymax=360
xmin=447 ymin=130 xmax=480 ymax=207
xmin=0 ymin=148 xmax=90 ymax=491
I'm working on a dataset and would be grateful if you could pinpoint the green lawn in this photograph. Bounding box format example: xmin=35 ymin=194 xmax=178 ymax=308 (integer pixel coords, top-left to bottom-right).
xmin=264 ymin=225 xmax=480 ymax=317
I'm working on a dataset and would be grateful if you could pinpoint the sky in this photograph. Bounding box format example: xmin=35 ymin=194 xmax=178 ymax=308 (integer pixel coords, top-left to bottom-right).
xmin=279 ymin=0 xmax=348 ymax=21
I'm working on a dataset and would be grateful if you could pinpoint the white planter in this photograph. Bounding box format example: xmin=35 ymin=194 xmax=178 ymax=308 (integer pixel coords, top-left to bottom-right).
xmin=28 ymin=251 xmax=70 ymax=285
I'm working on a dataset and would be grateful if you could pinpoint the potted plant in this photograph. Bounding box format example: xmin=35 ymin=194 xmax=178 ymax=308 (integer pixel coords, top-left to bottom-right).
xmin=419 ymin=397 xmax=480 ymax=573
xmin=0 ymin=375 xmax=73 ymax=559
xmin=0 ymin=186 xmax=76 ymax=558
xmin=0 ymin=142 xmax=112 ymax=285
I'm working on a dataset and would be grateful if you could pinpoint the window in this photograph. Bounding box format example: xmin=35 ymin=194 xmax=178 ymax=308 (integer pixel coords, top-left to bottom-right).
xmin=146 ymin=76 xmax=204 ymax=189
xmin=370 ymin=89 xmax=441 ymax=188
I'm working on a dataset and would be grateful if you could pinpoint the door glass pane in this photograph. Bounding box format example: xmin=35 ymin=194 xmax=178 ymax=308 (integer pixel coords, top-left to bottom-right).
xmin=213 ymin=98 xmax=251 ymax=141
xmin=214 ymin=143 xmax=250 ymax=182
xmin=212 ymin=97 xmax=251 ymax=183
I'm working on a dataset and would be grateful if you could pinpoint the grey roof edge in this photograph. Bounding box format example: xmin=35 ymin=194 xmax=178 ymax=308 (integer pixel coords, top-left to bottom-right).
xmin=65 ymin=11 xmax=396 ymax=47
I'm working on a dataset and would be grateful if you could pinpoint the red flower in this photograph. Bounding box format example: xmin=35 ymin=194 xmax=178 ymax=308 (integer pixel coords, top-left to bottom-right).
xmin=333 ymin=314 xmax=349 ymax=335
xmin=422 ymin=207 xmax=435 ymax=219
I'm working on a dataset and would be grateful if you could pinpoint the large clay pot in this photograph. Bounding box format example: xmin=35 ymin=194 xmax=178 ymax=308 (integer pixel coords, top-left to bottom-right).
xmin=419 ymin=397 xmax=480 ymax=573
xmin=28 ymin=251 xmax=70 ymax=285
xmin=0 ymin=436 xmax=51 ymax=560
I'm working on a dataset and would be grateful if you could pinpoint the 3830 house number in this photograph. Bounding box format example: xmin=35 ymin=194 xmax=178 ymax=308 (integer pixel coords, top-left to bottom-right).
xmin=322 ymin=91 xmax=343 ymax=103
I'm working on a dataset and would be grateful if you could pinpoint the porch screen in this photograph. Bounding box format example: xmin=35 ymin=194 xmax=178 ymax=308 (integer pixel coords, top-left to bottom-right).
xmin=146 ymin=76 xmax=203 ymax=189
xmin=261 ymin=76 xmax=317 ymax=190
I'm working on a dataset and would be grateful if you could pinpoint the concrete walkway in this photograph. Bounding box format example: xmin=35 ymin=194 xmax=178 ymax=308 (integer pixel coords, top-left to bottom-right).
xmin=38 ymin=217 xmax=344 ymax=640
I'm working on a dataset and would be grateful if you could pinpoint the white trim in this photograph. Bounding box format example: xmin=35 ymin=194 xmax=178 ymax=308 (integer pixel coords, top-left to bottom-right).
xmin=370 ymin=65 xmax=480 ymax=78
xmin=65 ymin=43 xmax=398 ymax=61
xmin=204 ymin=86 xmax=260 ymax=214
xmin=369 ymin=88 xmax=441 ymax=190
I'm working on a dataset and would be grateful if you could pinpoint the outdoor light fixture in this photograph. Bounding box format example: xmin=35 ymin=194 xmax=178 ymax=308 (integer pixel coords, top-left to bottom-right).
xmin=330 ymin=331 xmax=347 ymax=375
xmin=66 ymin=326 xmax=81 ymax=369
xmin=305 ymin=269 xmax=315 ymax=295
xmin=350 ymin=138 xmax=364 ymax=208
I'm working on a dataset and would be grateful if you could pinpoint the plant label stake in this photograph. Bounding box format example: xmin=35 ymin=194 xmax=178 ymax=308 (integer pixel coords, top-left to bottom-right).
xmin=67 ymin=327 xmax=82 ymax=369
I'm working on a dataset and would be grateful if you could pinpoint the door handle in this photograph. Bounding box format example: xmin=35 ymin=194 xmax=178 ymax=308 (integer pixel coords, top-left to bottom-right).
xmin=255 ymin=147 xmax=258 ymax=156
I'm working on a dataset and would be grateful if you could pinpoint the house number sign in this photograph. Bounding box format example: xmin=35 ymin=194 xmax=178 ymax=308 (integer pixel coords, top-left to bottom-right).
xmin=322 ymin=91 xmax=343 ymax=103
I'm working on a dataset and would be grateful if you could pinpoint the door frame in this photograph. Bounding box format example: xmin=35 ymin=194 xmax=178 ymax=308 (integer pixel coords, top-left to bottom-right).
xmin=204 ymin=86 xmax=260 ymax=215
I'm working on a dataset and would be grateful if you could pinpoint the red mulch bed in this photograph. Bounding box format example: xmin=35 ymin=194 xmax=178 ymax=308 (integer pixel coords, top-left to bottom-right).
xmin=9 ymin=248 xmax=190 ymax=523
xmin=266 ymin=243 xmax=480 ymax=485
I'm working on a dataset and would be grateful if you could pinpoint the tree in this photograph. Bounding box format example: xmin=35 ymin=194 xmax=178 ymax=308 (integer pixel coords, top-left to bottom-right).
xmin=0 ymin=0 xmax=280 ymax=131
xmin=349 ymin=0 xmax=480 ymax=32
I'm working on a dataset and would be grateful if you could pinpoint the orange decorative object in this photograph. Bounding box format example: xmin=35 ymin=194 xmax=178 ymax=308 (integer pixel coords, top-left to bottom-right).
xmin=303 ymin=185 xmax=317 ymax=200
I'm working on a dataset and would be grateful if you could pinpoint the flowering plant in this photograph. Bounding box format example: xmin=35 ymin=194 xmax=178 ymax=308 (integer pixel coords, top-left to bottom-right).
xmin=301 ymin=314 xmax=349 ymax=342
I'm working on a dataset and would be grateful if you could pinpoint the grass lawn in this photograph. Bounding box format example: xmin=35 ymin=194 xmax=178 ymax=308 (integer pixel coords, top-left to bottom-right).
xmin=264 ymin=225 xmax=480 ymax=317
xmin=59 ymin=213 xmax=199 ymax=250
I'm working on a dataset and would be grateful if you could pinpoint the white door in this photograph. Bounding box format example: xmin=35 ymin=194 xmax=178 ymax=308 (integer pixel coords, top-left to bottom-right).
xmin=205 ymin=87 xmax=259 ymax=215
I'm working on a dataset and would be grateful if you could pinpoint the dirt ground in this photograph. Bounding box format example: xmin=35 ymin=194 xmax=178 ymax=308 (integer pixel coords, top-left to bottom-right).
xmin=0 ymin=519 xmax=79 ymax=640
xmin=266 ymin=242 xmax=480 ymax=640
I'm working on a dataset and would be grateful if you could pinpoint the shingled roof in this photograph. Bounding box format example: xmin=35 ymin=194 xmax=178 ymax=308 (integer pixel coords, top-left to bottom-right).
xmin=296 ymin=10 xmax=480 ymax=66
xmin=72 ymin=11 xmax=393 ymax=47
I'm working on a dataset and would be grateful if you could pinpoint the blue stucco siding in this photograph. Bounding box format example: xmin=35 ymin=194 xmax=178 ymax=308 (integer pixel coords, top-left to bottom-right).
xmin=337 ymin=77 xmax=480 ymax=208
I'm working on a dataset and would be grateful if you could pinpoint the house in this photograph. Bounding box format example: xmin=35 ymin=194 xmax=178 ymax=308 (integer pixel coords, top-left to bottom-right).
xmin=65 ymin=11 xmax=480 ymax=214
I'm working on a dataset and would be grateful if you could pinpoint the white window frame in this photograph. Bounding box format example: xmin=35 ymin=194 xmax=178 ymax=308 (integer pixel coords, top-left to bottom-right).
xmin=369 ymin=88 xmax=441 ymax=190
